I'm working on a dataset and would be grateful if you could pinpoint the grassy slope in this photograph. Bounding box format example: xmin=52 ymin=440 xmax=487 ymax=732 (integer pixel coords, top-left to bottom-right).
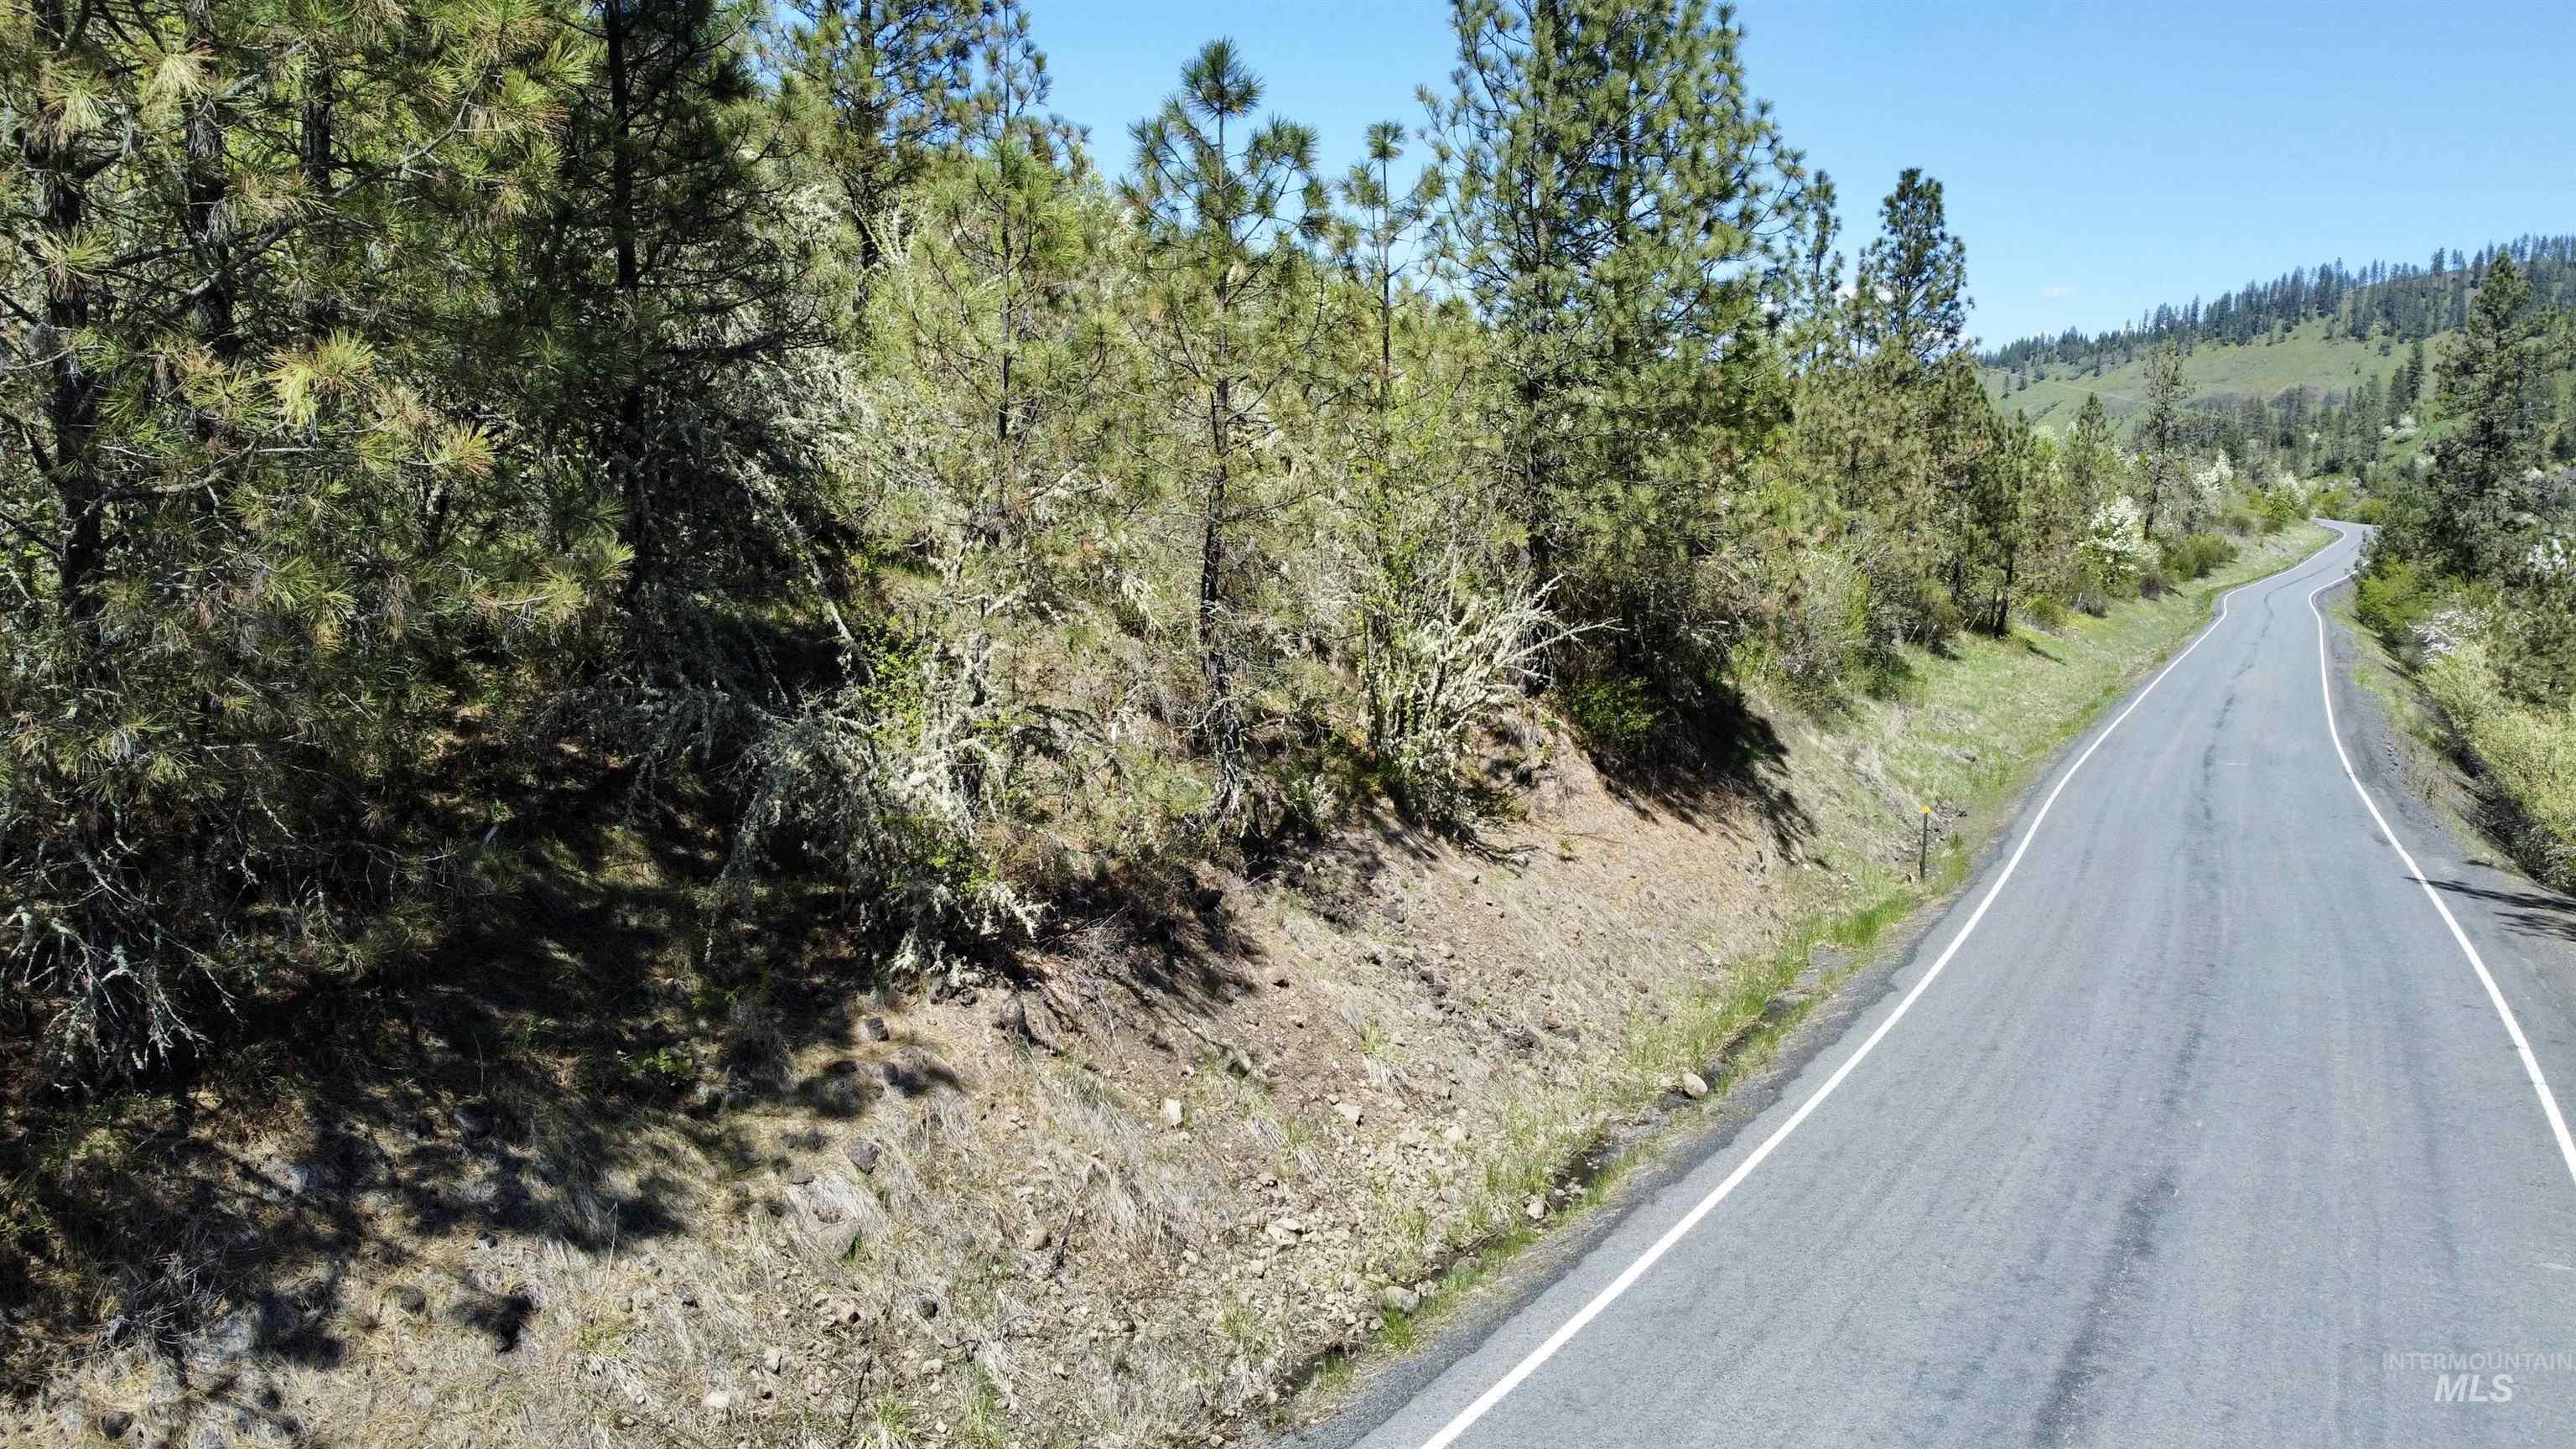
xmin=1979 ymin=316 xmax=2433 ymax=437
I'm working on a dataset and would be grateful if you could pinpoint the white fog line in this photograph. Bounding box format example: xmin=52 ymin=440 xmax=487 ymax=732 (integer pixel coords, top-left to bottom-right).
xmin=1410 ymin=539 xmax=2348 ymax=1449
xmin=2303 ymin=543 xmax=2576 ymax=1192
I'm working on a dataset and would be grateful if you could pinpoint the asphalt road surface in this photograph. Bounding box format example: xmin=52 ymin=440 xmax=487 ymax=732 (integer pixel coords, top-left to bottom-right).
xmin=1315 ymin=522 xmax=2576 ymax=1449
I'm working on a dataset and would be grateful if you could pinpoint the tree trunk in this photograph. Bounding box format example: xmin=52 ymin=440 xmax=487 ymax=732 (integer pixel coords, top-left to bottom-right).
xmin=604 ymin=0 xmax=654 ymax=598
xmin=1201 ymin=375 xmax=1240 ymax=809
xmin=34 ymin=0 xmax=104 ymax=628
xmin=182 ymin=0 xmax=237 ymax=371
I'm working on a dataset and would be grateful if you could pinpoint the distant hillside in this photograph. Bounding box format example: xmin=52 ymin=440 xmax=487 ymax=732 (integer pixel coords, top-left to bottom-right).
xmin=1979 ymin=316 xmax=2433 ymax=439
xmin=1976 ymin=233 xmax=2576 ymax=445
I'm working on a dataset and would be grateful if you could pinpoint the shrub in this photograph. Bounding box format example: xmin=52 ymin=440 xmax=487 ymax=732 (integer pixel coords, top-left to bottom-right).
xmin=2353 ymin=496 xmax=2391 ymax=526
xmin=2354 ymin=558 xmax=2438 ymax=643
xmin=1560 ymin=674 xmax=1659 ymax=767
xmin=1359 ymin=558 xmax=1569 ymax=823
xmin=2423 ymin=638 xmax=2576 ymax=889
xmin=2159 ymin=532 xmax=2239 ymax=582
xmin=1758 ymin=546 xmax=1872 ymax=697
xmin=2021 ymin=594 xmax=2070 ymax=632
xmin=2077 ymin=494 xmax=2152 ymax=595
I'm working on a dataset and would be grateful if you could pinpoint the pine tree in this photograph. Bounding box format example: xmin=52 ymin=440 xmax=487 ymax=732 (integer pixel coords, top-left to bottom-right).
xmin=1436 ymin=0 xmax=1813 ymax=712
xmin=884 ymin=0 xmax=1102 ymax=543
xmin=1856 ymin=169 xmax=1967 ymax=369
xmin=0 ymin=0 xmax=569 ymax=1073
xmin=1125 ymin=39 xmax=1329 ymax=817
xmin=2065 ymin=392 xmax=2121 ymax=515
xmin=771 ymin=0 xmax=979 ymax=267
xmin=525 ymin=0 xmax=849 ymax=659
xmin=2136 ymin=344 xmax=2193 ymax=538
xmin=2414 ymin=256 xmax=2549 ymax=578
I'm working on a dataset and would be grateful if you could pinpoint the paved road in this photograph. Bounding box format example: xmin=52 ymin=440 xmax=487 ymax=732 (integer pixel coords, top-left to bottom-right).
xmin=1317 ymin=523 xmax=2576 ymax=1448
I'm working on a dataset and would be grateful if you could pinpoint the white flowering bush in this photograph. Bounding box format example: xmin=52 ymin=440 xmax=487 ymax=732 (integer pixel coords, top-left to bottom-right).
xmin=2077 ymin=494 xmax=2153 ymax=600
xmin=2182 ymin=449 xmax=2233 ymax=532
xmin=2414 ymin=605 xmax=2484 ymax=659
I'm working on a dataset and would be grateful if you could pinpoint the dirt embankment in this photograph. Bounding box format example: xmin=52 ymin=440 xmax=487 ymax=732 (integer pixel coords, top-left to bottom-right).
xmin=4 ymin=527 xmax=2329 ymax=1449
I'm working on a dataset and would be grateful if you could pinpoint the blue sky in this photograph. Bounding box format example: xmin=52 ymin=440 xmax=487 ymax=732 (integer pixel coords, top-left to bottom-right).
xmin=1031 ymin=0 xmax=2576 ymax=349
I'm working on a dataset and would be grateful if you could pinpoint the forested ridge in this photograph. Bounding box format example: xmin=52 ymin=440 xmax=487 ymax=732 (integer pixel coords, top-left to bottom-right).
xmin=1984 ymin=234 xmax=2576 ymax=377
xmin=0 ymin=0 xmax=2336 ymax=1093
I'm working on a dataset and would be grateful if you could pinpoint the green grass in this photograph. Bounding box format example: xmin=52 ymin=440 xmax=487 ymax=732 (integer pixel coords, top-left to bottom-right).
xmin=1980 ymin=317 xmax=2438 ymax=438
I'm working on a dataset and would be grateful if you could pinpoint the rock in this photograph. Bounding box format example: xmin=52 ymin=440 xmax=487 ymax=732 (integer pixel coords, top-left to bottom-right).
xmin=862 ymin=1015 xmax=891 ymax=1042
xmin=1441 ymin=1124 xmax=1467 ymax=1145
xmin=915 ymin=1296 xmax=940 ymax=1322
xmin=1679 ymin=1072 xmax=1710 ymax=1100
xmin=1500 ymin=1025 xmax=1539 ymax=1052
xmin=1377 ymin=1285 xmax=1420 ymax=1316
xmin=994 ymin=995 xmax=1034 ymax=1041
xmin=1333 ymin=1102 xmax=1363 ymax=1126
xmin=1021 ymin=1224 xmax=1053 ymax=1253
xmin=1272 ymin=974 xmax=1291 ymax=988
xmin=1161 ymin=1097 xmax=1185 ymax=1129
xmin=1524 ymin=1197 xmax=1547 ymax=1222
xmin=762 ymin=1346 xmax=784 ymax=1374
xmin=95 ymin=1410 xmax=134 ymax=1441
xmin=844 ymin=1139 xmax=880 ymax=1174
xmin=781 ymin=1163 xmax=818 ymax=1187
xmin=1265 ymin=1218 xmax=1304 ymax=1246
xmin=387 ymin=1285 xmax=429 ymax=1317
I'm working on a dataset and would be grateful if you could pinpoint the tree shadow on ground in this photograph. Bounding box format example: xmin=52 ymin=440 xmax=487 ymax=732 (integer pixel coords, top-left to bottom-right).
xmin=1583 ymin=683 xmax=1815 ymax=860
xmin=2418 ymin=875 xmax=2576 ymax=944
xmin=0 ymin=749 xmax=979 ymax=1432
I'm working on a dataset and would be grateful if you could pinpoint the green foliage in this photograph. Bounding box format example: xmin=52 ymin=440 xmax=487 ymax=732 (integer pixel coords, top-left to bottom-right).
xmin=2159 ymin=532 xmax=2240 ymax=582
xmin=2423 ymin=637 xmax=2576 ymax=888
xmin=2392 ymin=256 xmax=2553 ymax=579
xmin=2136 ymin=345 xmax=2194 ymax=538
xmin=2354 ymin=557 xmax=2438 ymax=642
xmin=1435 ymin=0 xmax=1812 ymax=736
xmin=0 ymin=0 xmax=2447 ymax=1092
xmin=1558 ymin=676 xmax=1660 ymax=768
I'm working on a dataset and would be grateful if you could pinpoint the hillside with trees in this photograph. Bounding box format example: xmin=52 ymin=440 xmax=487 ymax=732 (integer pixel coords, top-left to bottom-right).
xmin=2 ymin=0 xmax=2350 ymax=1440
xmin=2351 ymin=253 xmax=2576 ymax=894
xmin=1981 ymin=237 xmax=2576 ymax=494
